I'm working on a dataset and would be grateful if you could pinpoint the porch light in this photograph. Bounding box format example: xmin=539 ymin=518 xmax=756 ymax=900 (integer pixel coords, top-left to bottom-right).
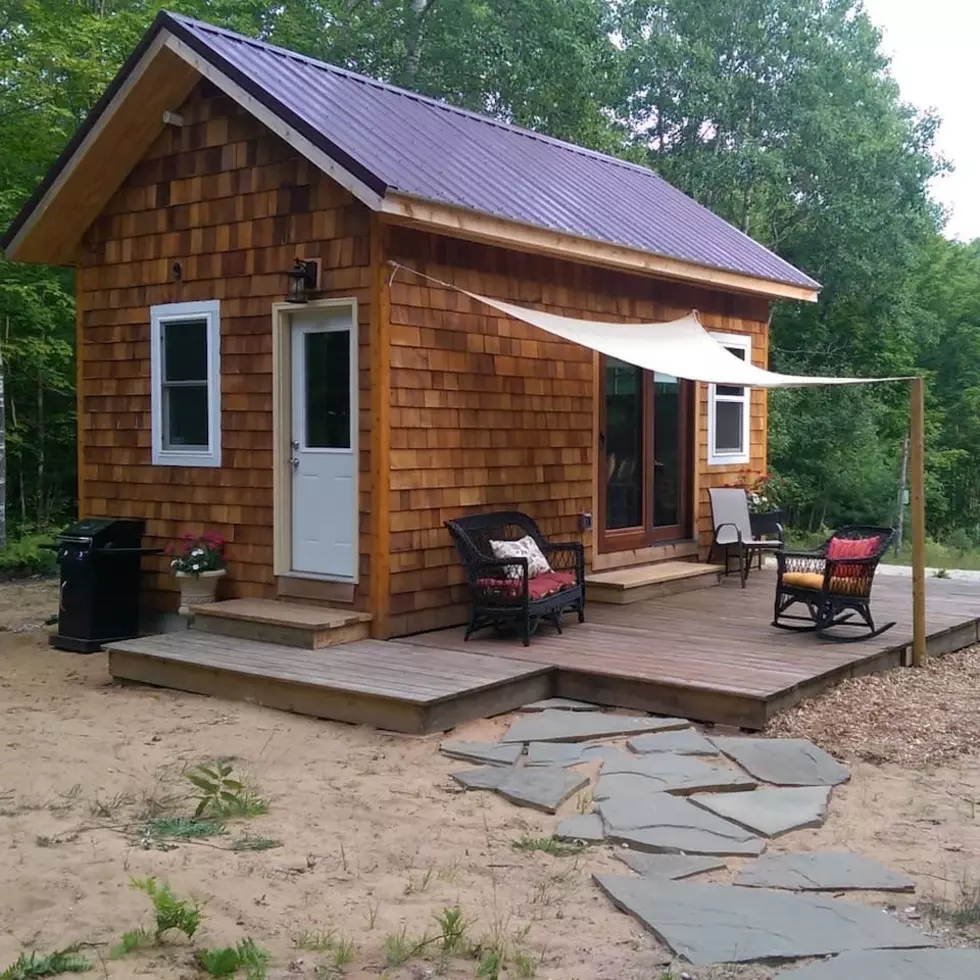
xmin=286 ymin=258 xmax=319 ymax=303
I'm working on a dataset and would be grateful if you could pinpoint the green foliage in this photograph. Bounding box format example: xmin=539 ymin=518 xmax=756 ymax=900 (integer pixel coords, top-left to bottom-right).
xmin=186 ymin=761 xmax=267 ymax=819
xmin=230 ymin=833 xmax=282 ymax=852
xmin=0 ymin=946 xmax=91 ymax=979
xmin=511 ymin=835 xmax=584 ymax=857
xmin=111 ymin=877 xmax=202 ymax=956
xmin=196 ymin=939 xmax=269 ymax=980
xmin=0 ymin=534 xmax=57 ymax=579
xmin=383 ymin=927 xmax=432 ymax=967
xmin=476 ymin=950 xmax=502 ymax=980
xmin=145 ymin=816 xmax=227 ymax=840
xmin=434 ymin=906 xmax=469 ymax=955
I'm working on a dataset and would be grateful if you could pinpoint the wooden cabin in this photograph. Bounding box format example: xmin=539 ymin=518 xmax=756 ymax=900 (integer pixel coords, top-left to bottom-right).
xmin=2 ymin=12 xmax=819 ymax=640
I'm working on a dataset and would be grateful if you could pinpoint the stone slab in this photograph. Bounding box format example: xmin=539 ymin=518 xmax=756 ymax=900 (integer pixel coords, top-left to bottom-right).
xmin=615 ymin=852 xmax=725 ymax=880
xmin=592 ymin=876 xmax=933 ymax=966
xmin=451 ymin=767 xmax=510 ymax=791
xmin=501 ymin=710 xmax=690 ymax=744
xmin=497 ymin=767 xmax=589 ymax=814
xmin=734 ymin=852 xmax=915 ymax=892
xmin=773 ymin=948 xmax=980 ymax=979
xmin=525 ymin=742 xmax=584 ymax=767
xmin=580 ymin=744 xmax=629 ymax=764
xmin=519 ymin=698 xmax=600 ymax=712
xmin=555 ymin=813 xmax=605 ymax=843
xmin=628 ymin=729 xmax=718 ymax=756
xmin=689 ymin=786 xmax=831 ymax=838
xmin=599 ymin=792 xmax=766 ymax=856
xmin=440 ymin=741 xmax=523 ymax=766
xmin=710 ymin=737 xmax=849 ymax=787
xmin=598 ymin=753 xmax=756 ymax=795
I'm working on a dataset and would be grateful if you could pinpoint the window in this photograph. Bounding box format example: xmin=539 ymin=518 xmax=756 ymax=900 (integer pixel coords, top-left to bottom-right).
xmin=150 ymin=300 xmax=221 ymax=467
xmin=708 ymin=332 xmax=751 ymax=466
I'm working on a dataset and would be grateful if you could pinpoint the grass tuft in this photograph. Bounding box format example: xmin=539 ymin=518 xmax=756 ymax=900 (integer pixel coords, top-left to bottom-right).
xmin=511 ymin=835 xmax=584 ymax=857
xmin=0 ymin=945 xmax=91 ymax=979
xmin=145 ymin=816 xmax=227 ymax=840
xmin=110 ymin=877 xmax=202 ymax=957
xmin=197 ymin=938 xmax=269 ymax=979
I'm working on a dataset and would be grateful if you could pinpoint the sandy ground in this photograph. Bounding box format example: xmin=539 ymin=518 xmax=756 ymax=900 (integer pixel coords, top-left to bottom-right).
xmin=2 ymin=580 xmax=979 ymax=979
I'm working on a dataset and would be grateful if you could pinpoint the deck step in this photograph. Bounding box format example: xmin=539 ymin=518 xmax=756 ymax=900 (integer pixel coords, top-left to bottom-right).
xmin=189 ymin=598 xmax=372 ymax=649
xmin=586 ymin=560 xmax=724 ymax=604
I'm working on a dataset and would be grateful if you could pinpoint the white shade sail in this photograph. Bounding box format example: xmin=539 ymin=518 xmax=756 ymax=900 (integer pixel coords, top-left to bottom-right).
xmin=462 ymin=291 xmax=906 ymax=388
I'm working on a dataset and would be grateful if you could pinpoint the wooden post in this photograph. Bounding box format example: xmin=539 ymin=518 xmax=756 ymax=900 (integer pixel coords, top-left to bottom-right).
xmin=909 ymin=377 xmax=926 ymax=667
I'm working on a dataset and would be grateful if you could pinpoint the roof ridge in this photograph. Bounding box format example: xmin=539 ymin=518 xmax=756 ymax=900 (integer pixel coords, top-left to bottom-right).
xmin=163 ymin=10 xmax=660 ymax=181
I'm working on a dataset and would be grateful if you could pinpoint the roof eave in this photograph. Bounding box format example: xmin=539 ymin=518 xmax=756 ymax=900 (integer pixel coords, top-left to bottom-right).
xmin=380 ymin=192 xmax=821 ymax=303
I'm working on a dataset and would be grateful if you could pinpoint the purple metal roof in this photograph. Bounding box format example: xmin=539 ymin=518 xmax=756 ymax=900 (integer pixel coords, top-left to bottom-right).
xmin=3 ymin=11 xmax=819 ymax=291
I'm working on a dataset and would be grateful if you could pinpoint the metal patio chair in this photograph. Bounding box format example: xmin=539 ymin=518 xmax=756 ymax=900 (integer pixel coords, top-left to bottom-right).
xmin=772 ymin=525 xmax=896 ymax=641
xmin=707 ymin=487 xmax=785 ymax=587
xmin=445 ymin=511 xmax=585 ymax=646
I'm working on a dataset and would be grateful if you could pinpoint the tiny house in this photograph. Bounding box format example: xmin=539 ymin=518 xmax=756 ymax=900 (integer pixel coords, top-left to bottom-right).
xmin=1 ymin=12 xmax=819 ymax=639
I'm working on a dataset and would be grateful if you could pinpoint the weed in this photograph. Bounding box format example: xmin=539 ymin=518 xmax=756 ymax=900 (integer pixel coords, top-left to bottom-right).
xmin=294 ymin=930 xmax=336 ymax=952
xmin=89 ymin=792 xmax=136 ymax=818
xmin=510 ymin=835 xmax=584 ymax=857
xmin=403 ymin=867 xmax=434 ymax=895
xmin=34 ymin=831 xmax=78 ymax=848
xmin=434 ymin=906 xmax=468 ymax=955
xmin=935 ymin=567 xmax=951 ymax=579
xmin=146 ymin=816 xmax=227 ymax=840
xmin=331 ymin=935 xmax=356 ymax=969
xmin=186 ymin=761 xmax=267 ymax=819
xmin=476 ymin=950 xmax=502 ymax=980
xmin=364 ymin=899 xmax=380 ymax=931
xmin=576 ymin=791 xmax=594 ymax=815
xmin=197 ymin=939 xmax=269 ymax=980
xmin=921 ymin=876 xmax=980 ymax=929
xmin=111 ymin=877 xmax=202 ymax=957
xmin=383 ymin=927 xmax=431 ymax=967
xmin=137 ymin=789 xmax=185 ymax=819
xmin=0 ymin=945 xmax=91 ymax=979
xmin=230 ymin=833 xmax=282 ymax=852
xmin=514 ymin=951 xmax=538 ymax=979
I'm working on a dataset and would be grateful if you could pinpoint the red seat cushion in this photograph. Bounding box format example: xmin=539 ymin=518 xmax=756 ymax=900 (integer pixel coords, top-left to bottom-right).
xmin=474 ymin=570 xmax=576 ymax=601
xmin=826 ymin=536 xmax=880 ymax=586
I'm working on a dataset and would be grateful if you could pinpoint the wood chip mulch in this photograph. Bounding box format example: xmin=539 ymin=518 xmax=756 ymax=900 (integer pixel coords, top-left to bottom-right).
xmin=765 ymin=644 xmax=980 ymax=767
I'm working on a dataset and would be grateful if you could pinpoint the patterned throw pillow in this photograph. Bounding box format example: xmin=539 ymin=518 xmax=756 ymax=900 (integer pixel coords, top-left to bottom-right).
xmin=490 ymin=535 xmax=552 ymax=580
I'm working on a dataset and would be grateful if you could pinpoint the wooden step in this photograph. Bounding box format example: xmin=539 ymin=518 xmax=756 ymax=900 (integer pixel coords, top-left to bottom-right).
xmin=189 ymin=598 xmax=372 ymax=649
xmin=586 ymin=560 xmax=724 ymax=604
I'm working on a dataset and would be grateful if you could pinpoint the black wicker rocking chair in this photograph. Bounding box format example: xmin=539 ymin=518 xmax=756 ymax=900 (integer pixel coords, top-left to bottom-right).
xmin=772 ymin=525 xmax=896 ymax=642
xmin=445 ymin=511 xmax=585 ymax=646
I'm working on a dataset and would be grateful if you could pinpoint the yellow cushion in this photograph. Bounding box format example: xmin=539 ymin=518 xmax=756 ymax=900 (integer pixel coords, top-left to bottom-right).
xmin=782 ymin=572 xmax=824 ymax=590
xmin=782 ymin=571 xmax=869 ymax=596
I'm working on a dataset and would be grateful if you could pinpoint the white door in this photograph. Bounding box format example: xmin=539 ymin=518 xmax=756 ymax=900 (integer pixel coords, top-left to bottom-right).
xmin=289 ymin=307 xmax=357 ymax=578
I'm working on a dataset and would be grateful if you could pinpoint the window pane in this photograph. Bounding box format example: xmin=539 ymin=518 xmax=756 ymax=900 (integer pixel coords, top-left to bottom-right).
xmin=605 ymin=358 xmax=643 ymax=529
xmin=163 ymin=319 xmax=208 ymax=381
xmin=716 ymin=384 xmax=744 ymax=398
xmin=653 ymin=374 xmax=680 ymax=527
xmin=164 ymin=384 xmax=209 ymax=449
xmin=714 ymin=399 xmax=744 ymax=454
xmin=305 ymin=329 xmax=351 ymax=449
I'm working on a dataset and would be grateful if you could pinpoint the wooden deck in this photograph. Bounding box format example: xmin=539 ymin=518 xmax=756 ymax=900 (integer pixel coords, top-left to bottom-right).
xmin=108 ymin=633 xmax=551 ymax=734
xmin=402 ymin=572 xmax=980 ymax=729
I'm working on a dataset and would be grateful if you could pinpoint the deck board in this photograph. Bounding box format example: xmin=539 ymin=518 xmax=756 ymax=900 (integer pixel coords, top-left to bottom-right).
xmin=402 ymin=573 xmax=980 ymax=725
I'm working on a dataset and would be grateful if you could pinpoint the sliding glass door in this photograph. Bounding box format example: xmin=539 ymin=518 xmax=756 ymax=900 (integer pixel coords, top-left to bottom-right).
xmin=598 ymin=357 xmax=693 ymax=552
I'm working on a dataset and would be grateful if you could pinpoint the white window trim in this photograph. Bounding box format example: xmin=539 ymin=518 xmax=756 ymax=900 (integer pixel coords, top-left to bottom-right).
xmin=150 ymin=299 xmax=222 ymax=467
xmin=707 ymin=331 xmax=752 ymax=466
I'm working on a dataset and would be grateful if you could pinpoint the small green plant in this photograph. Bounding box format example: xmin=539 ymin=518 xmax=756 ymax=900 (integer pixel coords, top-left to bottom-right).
xmin=196 ymin=939 xmax=269 ymax=979
xmin=514 ymin=951 xmax=538 ymax=979
xmin=434 ymin=906 xmax=468 ymax=955
xmin=935 ymin=567 xmax=951 ymax=579
xmin=575 ymin=791 xmax=594 ymax=815
xmin=186 ymin=761 xmax=267 ymax=819
xmin=111 ymin=877 xmax=203 ymax=957
xmin=383 ymin=927 xmax=431 ymax=967
xmin=0 ymin=946 xmax=91 ymax=979
xmin=403 ymin=867 xmax=434 ymax=895
xmin=146 ymin=816 xmax=227 ymax=840
xmin=331 ymin=935 xmax=356 ymax=969
xmin=89 ymin=792 xmax=136 ymax=818
xmin=294 ymin=929 xmax=336 ymax=952
xmin=0 ymin=533 xmax=59 ymax=580
xmin=511 ymin=835 xmax=584 ymax=857
xmin=476 ymin=950 xmax=502 ymax=980
xmin=364 ymin=899 xmax=380 ymax=931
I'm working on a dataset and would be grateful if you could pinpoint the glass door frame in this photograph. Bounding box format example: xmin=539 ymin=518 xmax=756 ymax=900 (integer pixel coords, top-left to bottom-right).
xmin=597 ymin=357 xmax=695 ymax=554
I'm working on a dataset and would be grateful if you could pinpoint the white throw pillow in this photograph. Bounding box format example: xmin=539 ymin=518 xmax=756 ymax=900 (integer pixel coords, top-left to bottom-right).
xmin=490 ymin=535 xmax=552 ymax=580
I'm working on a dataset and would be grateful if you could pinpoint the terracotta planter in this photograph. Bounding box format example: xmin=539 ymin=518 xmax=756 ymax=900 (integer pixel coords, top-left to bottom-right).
xmin=175 ymin=568 xmax=226 ymax=617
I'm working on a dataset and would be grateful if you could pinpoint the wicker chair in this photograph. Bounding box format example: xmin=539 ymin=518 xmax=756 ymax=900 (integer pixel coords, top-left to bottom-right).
xmin=707 ymin=487 xmax=785 ymax=587
xmin=445 ymin=511 xmax=585 ymax=646
xmin=772 ymin=525 xmax=896 ymax=641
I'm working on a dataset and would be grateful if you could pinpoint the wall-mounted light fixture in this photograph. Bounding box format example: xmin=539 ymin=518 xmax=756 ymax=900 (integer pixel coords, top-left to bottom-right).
xmin=286 ymin=258 xmax=320 ymax=304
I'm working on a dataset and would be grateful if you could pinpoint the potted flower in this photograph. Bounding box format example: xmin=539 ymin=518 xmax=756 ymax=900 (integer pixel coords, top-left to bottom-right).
xmin=169 ymin=530 xmax=226 ymax=617
xmin=746 ymin=475 xmax=784 ymax=540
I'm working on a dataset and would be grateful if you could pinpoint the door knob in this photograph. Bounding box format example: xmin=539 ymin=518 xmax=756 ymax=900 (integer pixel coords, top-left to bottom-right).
xmin=290 ymin=439 xmax=299 ymax=450
xmin=290 ymin=456 xmax=299 ymax=468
